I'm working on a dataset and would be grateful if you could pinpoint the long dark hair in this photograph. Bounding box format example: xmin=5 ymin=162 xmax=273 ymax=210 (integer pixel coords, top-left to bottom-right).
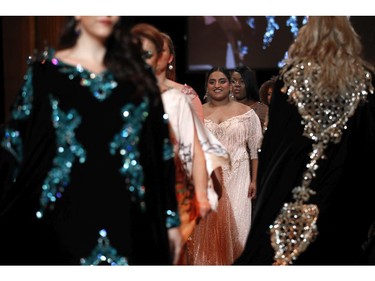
xmin=57 ymin=17 xmax=159 ymax=97
xmin=232 ymin=65 xmax=260 ymax=102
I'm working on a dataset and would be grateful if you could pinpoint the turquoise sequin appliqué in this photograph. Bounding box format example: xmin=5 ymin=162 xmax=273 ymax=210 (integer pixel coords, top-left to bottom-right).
xmin=12 ymin=57 xmax=34 ymax=120
xmin=36 ymin=96 xmax=87 ymax=219
xmin=109 ymin=99 xmax=149 ymax=211
xmin=80 ymin=229 xmax=128 ymax=266
xmin=43 ymin=48 xmax=117 ymax=101
xmin=40 ymin=47 xmax=118 ymax=102
xmin=56 ymin=61 xmax=117 ymax=102
xmin=166 ymin=209 xmax=180 ymax=229
xmin=161 ymin=113 xmax=174 ymax=161
xmin=1 ymin=128 xmax=22 ymax=164
xmin=1 ymin=57 xmax=35 ymax=165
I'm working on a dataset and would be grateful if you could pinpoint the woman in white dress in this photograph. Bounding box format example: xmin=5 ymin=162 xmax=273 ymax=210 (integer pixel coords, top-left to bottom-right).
xmin=188 ymin=66 xmax=263 ymax=265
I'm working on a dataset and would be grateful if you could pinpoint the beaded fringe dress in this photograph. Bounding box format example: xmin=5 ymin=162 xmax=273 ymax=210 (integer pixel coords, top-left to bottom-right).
xmin=187 ymin=109 xmax=262 ymax=265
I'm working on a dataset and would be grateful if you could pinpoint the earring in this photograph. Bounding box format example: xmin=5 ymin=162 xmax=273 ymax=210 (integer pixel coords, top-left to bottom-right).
xmin=229 ymin=91 xmax=234 ymax=100
xmin=203 ymin=93 xmax=208 ymax=100
xmin=168 ymin=64 xmax=173 ymax=70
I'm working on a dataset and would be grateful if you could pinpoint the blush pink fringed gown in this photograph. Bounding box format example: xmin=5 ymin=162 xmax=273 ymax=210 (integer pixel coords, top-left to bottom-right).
xmin=187 ymin=109 xmax=262 ymax=265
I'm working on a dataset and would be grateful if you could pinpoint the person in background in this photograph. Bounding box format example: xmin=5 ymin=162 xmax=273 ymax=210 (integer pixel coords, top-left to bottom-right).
xmin=259 ymin=76 xmax=277 ymax=129
xmin=0 ymin=16 xmax=182 ymax=265
xmin=259 ymin=76 xmax=277 ymax=106
xmin=131 ymin=23 xmax=230 ymax=264
xmin=188 ymin=66 xmax=262 ymax=265
xmin=160 ymin=32 xmax=204 ymax=122
xmin=234 ymin=16 xmax=375 ymax=265
xmin=231 ymin=65 xmax=269 ymax=130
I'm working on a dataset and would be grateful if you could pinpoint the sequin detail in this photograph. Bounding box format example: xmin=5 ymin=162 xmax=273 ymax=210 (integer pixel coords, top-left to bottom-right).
xmin=162 ymin=113 xmax=174 ymax=161
xmin=284 ymin=62 xmax=373 ymax=203
xmin=270 ymin=61 xmax=374 ymax=265
xmin=166 ymin=209 xmax=181 ymax=229
xmin=1 ymin=128 xmax=22 ymax=181
xmin=59 ymin=64 xmax=117 ymax=101
xmin=80 ymin=229 xmax=128 ymax=265
xmin=44 ymin=47 xmax=118 ymax=101
xmin=36 ymin=96 xmax=87 ymax=219
xmin=163 ymin=138 xmax=174 ymax=161
xmin=109 ymin=99 xmax=149 ymax=211
xmin=1 ymin=128 xmax=22 ymax=164
xmin=11 ymin=59 xmax=34 ymax=119
xmin=1 ymin=58 xmax=35 ymax=166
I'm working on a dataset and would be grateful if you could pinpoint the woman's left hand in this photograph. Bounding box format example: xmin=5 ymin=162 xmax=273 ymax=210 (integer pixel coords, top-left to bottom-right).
xmin=248 ymin=182 xmax=256 ymax=199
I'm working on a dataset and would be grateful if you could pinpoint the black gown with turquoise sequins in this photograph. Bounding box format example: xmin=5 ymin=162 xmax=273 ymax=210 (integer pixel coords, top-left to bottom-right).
xmin=0 ymin=49 xmax=179 ymax=265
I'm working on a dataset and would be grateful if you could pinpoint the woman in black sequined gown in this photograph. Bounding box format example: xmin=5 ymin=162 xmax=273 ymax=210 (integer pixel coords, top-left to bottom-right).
xmin=0 ymin=16 xmax=181 ymax=265
xmin=234 ymin=16 xmax=375 ymax=265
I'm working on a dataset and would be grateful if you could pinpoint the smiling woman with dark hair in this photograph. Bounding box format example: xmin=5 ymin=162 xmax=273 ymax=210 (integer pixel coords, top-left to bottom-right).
xmin=188 ymin=66 xmax=263 ymax=265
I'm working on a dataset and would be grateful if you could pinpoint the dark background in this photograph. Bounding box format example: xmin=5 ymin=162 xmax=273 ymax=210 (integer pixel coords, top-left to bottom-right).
xmin=187 ymin=16 xmax=305 ymax=70
xmin=123 ymin=16 xmax=288 ymax=105
xmin=1 ymin=16 xmax=375 ymax=124
xmin=125 ymin=16 xmax=375 ymax=101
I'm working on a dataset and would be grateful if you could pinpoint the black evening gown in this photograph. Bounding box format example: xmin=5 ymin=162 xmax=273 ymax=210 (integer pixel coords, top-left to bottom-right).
xmin=234 ymin=76 xmax=375 ymax=265
xmin=0 ymin=49 xmax=178 ymax=265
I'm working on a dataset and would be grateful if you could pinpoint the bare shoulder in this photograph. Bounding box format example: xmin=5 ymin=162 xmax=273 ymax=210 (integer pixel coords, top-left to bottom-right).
xmin=54 ymin=48 xmax=71 ymax=60
xmin=232 ymin=101 xmax=251 ymax=114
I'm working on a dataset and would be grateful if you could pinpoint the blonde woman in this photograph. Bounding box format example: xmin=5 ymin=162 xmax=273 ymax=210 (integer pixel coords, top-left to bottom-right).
xmin=235 ymin=16 xmax=375 ymax=265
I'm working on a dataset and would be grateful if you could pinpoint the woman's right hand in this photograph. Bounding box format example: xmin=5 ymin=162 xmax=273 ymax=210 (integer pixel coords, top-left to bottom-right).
xmin=196 ymin=196 xmax=211 ymax=219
